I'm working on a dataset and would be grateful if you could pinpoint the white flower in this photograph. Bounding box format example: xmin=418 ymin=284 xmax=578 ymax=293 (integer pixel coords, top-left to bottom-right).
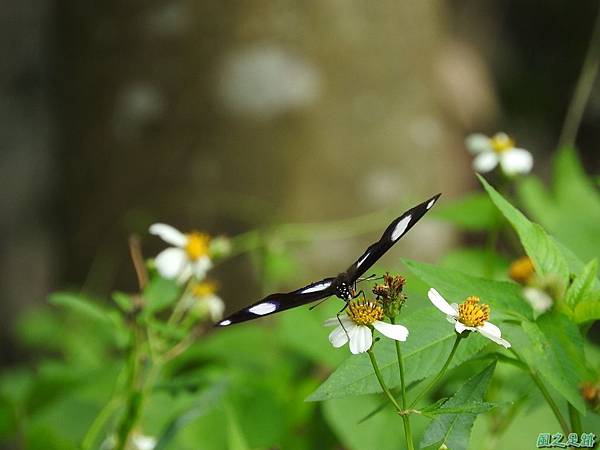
xmin=522 ymin=287 xmax=553 ymax=315
xmin=466 ymin=132 xmax=533 ymax=176
xmin=132 ymin=434 xmax=156 ymax=450
xmin=324 ymin=300 xmax=409 ymax=354
xmin=190 ymin=281 xmax=225 ymax=322
xmin=428 ymin=288 xmax=511 ymax=348
xmin=149 ymin=223 xmax=212 ymax=283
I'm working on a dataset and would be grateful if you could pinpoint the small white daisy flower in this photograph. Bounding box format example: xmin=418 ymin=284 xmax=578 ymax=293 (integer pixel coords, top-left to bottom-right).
xmin=190 ymin=281 xmax=225 ymax=322
xmin=466 ymin=132 xmax=533 ymax=176
xmin=428 ymin=288 xmax=511 ymax=348
xmin=324 ymin=299 xmax=409 ymax=354
xmin=522 ymin=287 xmax=553 ymax=315
xmin=132 ymin=434 xmax=157 ymax=450
xmin=149 ymin=223 xmax=213 ymax=283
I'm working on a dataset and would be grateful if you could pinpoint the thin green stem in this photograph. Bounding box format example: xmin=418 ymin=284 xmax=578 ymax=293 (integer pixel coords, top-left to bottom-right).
xmin=558 ymin=5 xmax=600 ymax=149
xmin=367 ymin=348 xmax=403 ymax=413
xmin=390 ymin=317 xmax=414 ymax=450
xmin=568 ymin=403 xmax=582 ymax=435
xmin=511 ymin=350 xmax=570 ymax=435
xmin=410 ymin=333 xmax=462 ymax=408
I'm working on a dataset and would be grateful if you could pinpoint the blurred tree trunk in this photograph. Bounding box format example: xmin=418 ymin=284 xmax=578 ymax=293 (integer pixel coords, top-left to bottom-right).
xmin=0 ymin=0 xmax=56 ymax=362
xmin=55 ymin=1 xmax=489 ymax=310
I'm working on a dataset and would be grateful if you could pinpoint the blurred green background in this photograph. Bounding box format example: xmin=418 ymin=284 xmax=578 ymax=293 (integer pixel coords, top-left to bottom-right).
xmin=1 ymin=1 xmax=600 ymax=449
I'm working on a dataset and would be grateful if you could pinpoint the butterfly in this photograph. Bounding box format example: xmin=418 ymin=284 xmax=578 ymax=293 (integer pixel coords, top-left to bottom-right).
xmin=216 ymin=193 xmax=441 ymax=327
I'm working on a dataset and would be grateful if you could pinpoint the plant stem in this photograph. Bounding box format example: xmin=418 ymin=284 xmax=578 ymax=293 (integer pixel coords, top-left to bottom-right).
xmin=511 ymin=349 xmax=570 ymax=435
xmin=558 ymin=4 xmax=600 ymax=149
xmin=390 ymin=317 xmax=414 ymax=450
xmin=367 ymin=348 xmax=403 ymax=412
xmin=410 ymin=333 xmax=462 ymax=408
xmin=568 ymin=403 xmax=582 ymax=435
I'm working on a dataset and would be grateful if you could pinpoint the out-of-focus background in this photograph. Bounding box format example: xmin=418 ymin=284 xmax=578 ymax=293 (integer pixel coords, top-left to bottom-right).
xmin=1 ymin=0 xmax=599 ymax=367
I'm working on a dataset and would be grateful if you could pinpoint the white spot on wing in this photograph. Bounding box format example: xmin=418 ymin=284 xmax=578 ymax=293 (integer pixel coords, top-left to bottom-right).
xmin=301 ymin=281 xmax=332 ymax=294
xmin=356 ymin=252 xmax=370 ymax=268
xmin=427 ymin=198 xmax=436 ymax=209
xmin=248 ymin=302 xmax=277 ymax=315
xmin=391 ymin=215 xmax=411 ymax=241
xmin=219 ymin=319 xmax=232 ymax=326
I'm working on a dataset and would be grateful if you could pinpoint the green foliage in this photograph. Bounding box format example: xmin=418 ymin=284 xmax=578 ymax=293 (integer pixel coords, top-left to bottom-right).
xmin=419 ymin=362 xmax=496 ymax=450
xmin=517 ymin=148 xmax=600 ymax=262
xmin=3 ymin=146 xmax=600 ymax=450
xmin=479 ymin=176 xmax=570 ymax=291
xmin=307 ymin=307 xmax=490 ymax=401
xmin=433 ymin=192 xmax=503 ymax=231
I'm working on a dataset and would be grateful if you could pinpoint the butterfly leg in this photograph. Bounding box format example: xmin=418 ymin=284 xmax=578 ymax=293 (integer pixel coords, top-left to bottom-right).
xmin=336 ymin=300 xmax=351 ymax=338
xmin=352 ymin=289 xmax=367 ymax=301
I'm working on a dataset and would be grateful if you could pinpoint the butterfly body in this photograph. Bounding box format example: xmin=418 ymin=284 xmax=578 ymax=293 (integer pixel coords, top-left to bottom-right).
xmin=216 ymin=193 xmax=441 ymax=327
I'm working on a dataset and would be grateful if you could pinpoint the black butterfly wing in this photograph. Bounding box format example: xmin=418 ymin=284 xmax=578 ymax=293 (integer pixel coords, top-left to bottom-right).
xmin=216 ymin=278 xmax=336 ymax=326
xmin=345 ymin=193 xmax=441 ymax=282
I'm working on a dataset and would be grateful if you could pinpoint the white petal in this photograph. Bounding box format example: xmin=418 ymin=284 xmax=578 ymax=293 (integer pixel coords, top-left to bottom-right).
xmin=465 ymin=133 xmax=492 ymax=154
xmin=154 ymin=248 xmax=188 ymax=279
xmin=192 ymin=256 xmax=213 ymax=279
xmin=324 ymin=316 xmax=352 ymax=328
xmin=523 ymin=287 xmax=553 ymax=314
xmin=373 ymin=321 xmax=409 ymax=342
xmin=477 ymin=321 xmax=511 ymax=348
xmin=149 ymin=223 xmax=187 ymax=247
xmin=478 ymin=321 xmax=501 ymax=338
xmin=499 ymin=148 xmax=533 ymax=175
xmin=132 ymin=435 xmax=157 ymax=450
xmin=349 ymin=325 xmax=372 ymax=354
xmin=428 ymin=288 xmax=458 ymax=316
xmin=472 ymin=151 xmax=499 ymax=173
xmin=329 ymin=324 xmax=351 ymax=348
xmin=446 ymin=315 xmax=458 ymax=324
xmin=454 ymin=321 xmax=476 ymax=334
xmin=206 ymin=295 xmax=225 ymax=321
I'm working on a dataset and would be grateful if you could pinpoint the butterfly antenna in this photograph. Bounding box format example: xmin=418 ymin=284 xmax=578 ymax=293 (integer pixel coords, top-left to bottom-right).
xmin=309 ymin=296 xmax=331 ymax=311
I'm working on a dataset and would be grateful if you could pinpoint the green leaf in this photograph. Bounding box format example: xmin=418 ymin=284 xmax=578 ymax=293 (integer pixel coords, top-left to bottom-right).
xmin=142 ymin=277 xmax=180 ymax=315
xmin=506 ymin=312 xmax=589 ymax=414
xmin=225 ymin=405 xmax=251 ymax=450
xmin=574 ymin=296 xmax=600 ymax=324
xmin=419 ymin=362 xmax=496 ymax=450
xmin=479 ymin=175 xmax=570 ymax=290
xmin=565 ymin=259 xmax=598 ymax=308
xmin=422 ymin=401 xmax=497 ymax=418
xmin=517 ymin=148 xmax=600 ymax=263
xmin=111 ymin=291 xmax=134 ymax=312
xmin=440 ymin=248 xmax=510 ymax=280
xmin=433 ymin=192 xmax=503 ymax=231
xmin=404 ymin=259 xmax=532 ymax=321
xmin=155 ymin=381 xmax=227 ymax=450
xmin=48 ymin=293 xmax=120 ymax=327
xmin=323 ymin=394 xmax=409 ymax=450
xmin=307 ymin=307 xmax=490 ymax=402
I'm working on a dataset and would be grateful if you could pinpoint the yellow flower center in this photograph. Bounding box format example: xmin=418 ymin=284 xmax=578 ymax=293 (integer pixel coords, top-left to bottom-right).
xmin=185 ymin=232 xmax=210 ymax=260
xmin=458 ymin=296 xmax=490 ymax=327
xmin=509 ymin=256 xmax=535 ymax=284
xmin=347 ymin=300 xmax=384 ymax=326
xmin=490 ymin=133 xmax=515 ymax=153
xmin=191 ymin=281 xmax=217 ymax=298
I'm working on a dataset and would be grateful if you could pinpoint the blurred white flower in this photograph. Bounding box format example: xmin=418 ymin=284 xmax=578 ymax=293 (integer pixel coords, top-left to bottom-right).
xmin=132 ymin=434 xmax=157 ymax=450
xmin=190 ymin=281 xmax=225 ymax=322
xmin=522 ymin=287 xmax=553 ymax=314
xmin=149 ymin=223 xmax=212 ymax=283
xmin=428 ymin=288 xmax=511 ymax=348
xmin=324 ymin=299 xmax=408 ymax=354
xmin=466 ymin=132 xmax=533 ymax=176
